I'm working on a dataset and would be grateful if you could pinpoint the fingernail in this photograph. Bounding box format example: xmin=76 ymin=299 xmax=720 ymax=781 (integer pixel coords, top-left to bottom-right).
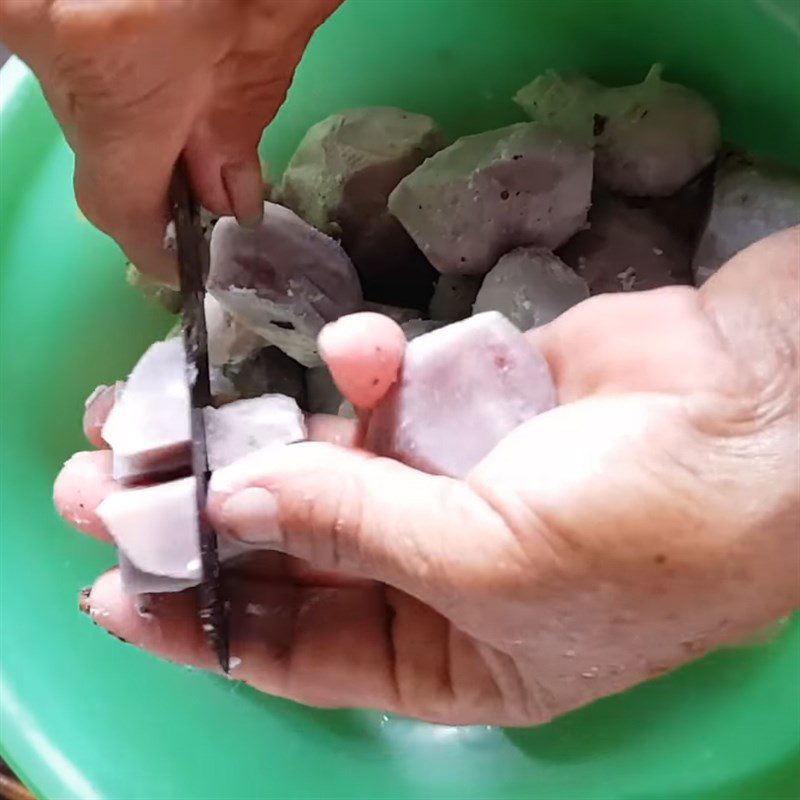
xmin=78 ymin=586 xmax=92 ymax=615
xmin=221 ymin=487 xmax=282 ymax=546
xmin=221 ymin=159 xmax=264 ymax=228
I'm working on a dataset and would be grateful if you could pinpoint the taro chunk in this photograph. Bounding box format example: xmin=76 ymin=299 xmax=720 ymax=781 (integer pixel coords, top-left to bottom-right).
xmin=693 ymin=151 xmax=800 ymax=285
xmin=516 ymin=65 xmax=720 ymax=197
xmin=97 ymin=477 xmax=202 ymax=582
xmin=473 ymin=247 xmax=588 ymax=329
xmin=428 ymin=275 xmax=484 ymax=321
xmin=388 ymin=122 xmax=593 ymax=275
xmin=280 ymin=108 xmax=446 ymax=309
xmin=101 ymin=338 xmax=191 ymax=484
xmin=208 ymin=202 xmax=362 ymax=367
xmin=99 ymin=478 xmax=254 ymax=595
xmin=204 ymin=394 xmax=306 ymax=471
xmin=364 ymin=312 xmax=556 ymax=478
xmin=558 ymin=195 xmax=692 ymax=295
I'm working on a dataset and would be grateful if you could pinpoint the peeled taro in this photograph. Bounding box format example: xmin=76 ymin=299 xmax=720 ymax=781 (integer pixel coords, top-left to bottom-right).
xmin=97 ymin=477 xmax=203 ymax=584
xmin=516 ymin=65 xmax=720 ymax=197
xmin=388 ymin=121 xmax=593 ymax=275
xmin=100 ymin=478 xmax=253 ymax=595
xmin=429 ymin=274 xmax=484 ymax=321
xmin=473 ymin=246 xmax=589 ymax=329
xmin=280 ymin=107 xmax=446 ymax=309
xmin=558 ymin=195 xmax=693 ymax=294
xmin=208 ymin=202 xmax=362 ymax=367
xmin=693 ymin=151 xmax=800 ymax=285
xmin=102 ymin=338 xmax=191 ymax=484
xmin=204 ymin=394 xmax=306 ymax=472
xmin=364 ymin=312 xmax=556 ymax=478
xmin=101 ymin=393 xmax=307 ymax=594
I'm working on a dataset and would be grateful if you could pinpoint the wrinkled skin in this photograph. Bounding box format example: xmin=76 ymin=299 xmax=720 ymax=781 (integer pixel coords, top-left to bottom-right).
xmin=0 ymin=0 xmax=340 ymax=283
xmin=56 ymin=229 xmax=799 ymax=726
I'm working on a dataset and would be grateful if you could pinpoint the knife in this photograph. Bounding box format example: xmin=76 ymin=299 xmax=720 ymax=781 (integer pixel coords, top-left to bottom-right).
xmin=169 ymin=157 xmax=230 ymax=674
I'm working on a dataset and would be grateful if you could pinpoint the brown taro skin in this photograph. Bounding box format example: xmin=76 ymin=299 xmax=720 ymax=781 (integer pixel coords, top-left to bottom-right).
xmin=364 ymin=312 xmax=556 ymax=479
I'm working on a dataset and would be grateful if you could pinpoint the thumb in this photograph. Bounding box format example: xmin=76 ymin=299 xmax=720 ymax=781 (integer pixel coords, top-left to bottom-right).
xmin=207 ymin=442 xmax=517 ymax=601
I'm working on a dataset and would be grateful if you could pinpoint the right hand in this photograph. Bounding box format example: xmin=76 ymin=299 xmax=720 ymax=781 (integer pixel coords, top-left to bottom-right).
xmin=0 ymin=0 xmax=340 ymax=283
xmin=56 ymin=228 xmax=799 ymax=725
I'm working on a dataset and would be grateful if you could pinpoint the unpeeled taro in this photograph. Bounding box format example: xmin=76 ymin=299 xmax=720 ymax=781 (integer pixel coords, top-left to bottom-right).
xmin=557 ymin=195 xmax=693 ymax=295
xmin=364 ymin=312 xmax=556 ymax=478
xmin=102 ymin=338 xmax=191 ymax=484
xmin=208 ymin=202 xmax=362 ymax=367
xmin=279 ymin=107 xmax=446 ymax=309
xmin=387 ymin=121 xmax=593 ymax=275
xmin=692 ymin=151 xmax=800 ymax=285
xmin=473 ymin=246 xmax=589 ymax=329
xmin=516 ymin=65 xmax=720 ymax=197
xmin=428 ymin=274 xmax=484 ymax=321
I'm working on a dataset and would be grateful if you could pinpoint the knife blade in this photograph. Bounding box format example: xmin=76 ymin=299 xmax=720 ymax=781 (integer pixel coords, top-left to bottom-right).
xmin=169 ymin=157 xmax=230 ymax=674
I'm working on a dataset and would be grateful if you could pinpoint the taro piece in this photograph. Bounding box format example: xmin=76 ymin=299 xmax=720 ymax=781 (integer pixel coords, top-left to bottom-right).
xmin=473 ymin=246 xmax=589 ymax=329
xmin=558 ymin=195 xmax=693 ymax=295
xmin=364 ymin=312 xmax=556 ymax=478
xmin=516 ymin=65 xmax=720 ymax=197
xmin=388 ymin=122 xmax=593 ymax=275
xmin=204 ymin=394 xmax=306 ymax=471
xmin=101 ymin=338 xmax=191 ymax=484
xmin=693 ymin=151 xmax=800 ymax=285
xmin=208 ymin=202 xmax=362 ymax=367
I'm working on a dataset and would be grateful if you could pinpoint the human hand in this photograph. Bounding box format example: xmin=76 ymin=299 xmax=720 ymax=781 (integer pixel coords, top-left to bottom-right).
xmin=55 ymin=228 xmax=799 ymax=726
xmin=0 ymin=0 xmax=340 ymax=283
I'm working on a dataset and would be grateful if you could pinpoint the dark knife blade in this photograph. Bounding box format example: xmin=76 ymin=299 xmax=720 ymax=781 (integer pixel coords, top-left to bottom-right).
xmin=169 ymin=157 xmax=230 ymax=674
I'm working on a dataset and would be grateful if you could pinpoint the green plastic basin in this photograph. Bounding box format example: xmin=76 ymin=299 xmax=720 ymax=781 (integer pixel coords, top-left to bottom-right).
xmin=1 ymin=1 xmax=799 ymax=798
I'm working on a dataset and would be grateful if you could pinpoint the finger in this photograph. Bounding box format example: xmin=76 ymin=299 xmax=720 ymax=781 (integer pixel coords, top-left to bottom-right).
xmin=54 ymin=450 xmax=118 ymax=541
xmin=184 ymin=0 xmax=340 ymax=221
xmin=54 ymin=3 xmax=229 ymax=284
xmin=83 ymin=383 xmax=120 ymax=448
xmin=82 ymin=570 xmax=512 ymax=723
xmin=318 ymin=313 xmax=406 ymax=411
xmin=207 ymin=442 xmax=520 ymax=603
